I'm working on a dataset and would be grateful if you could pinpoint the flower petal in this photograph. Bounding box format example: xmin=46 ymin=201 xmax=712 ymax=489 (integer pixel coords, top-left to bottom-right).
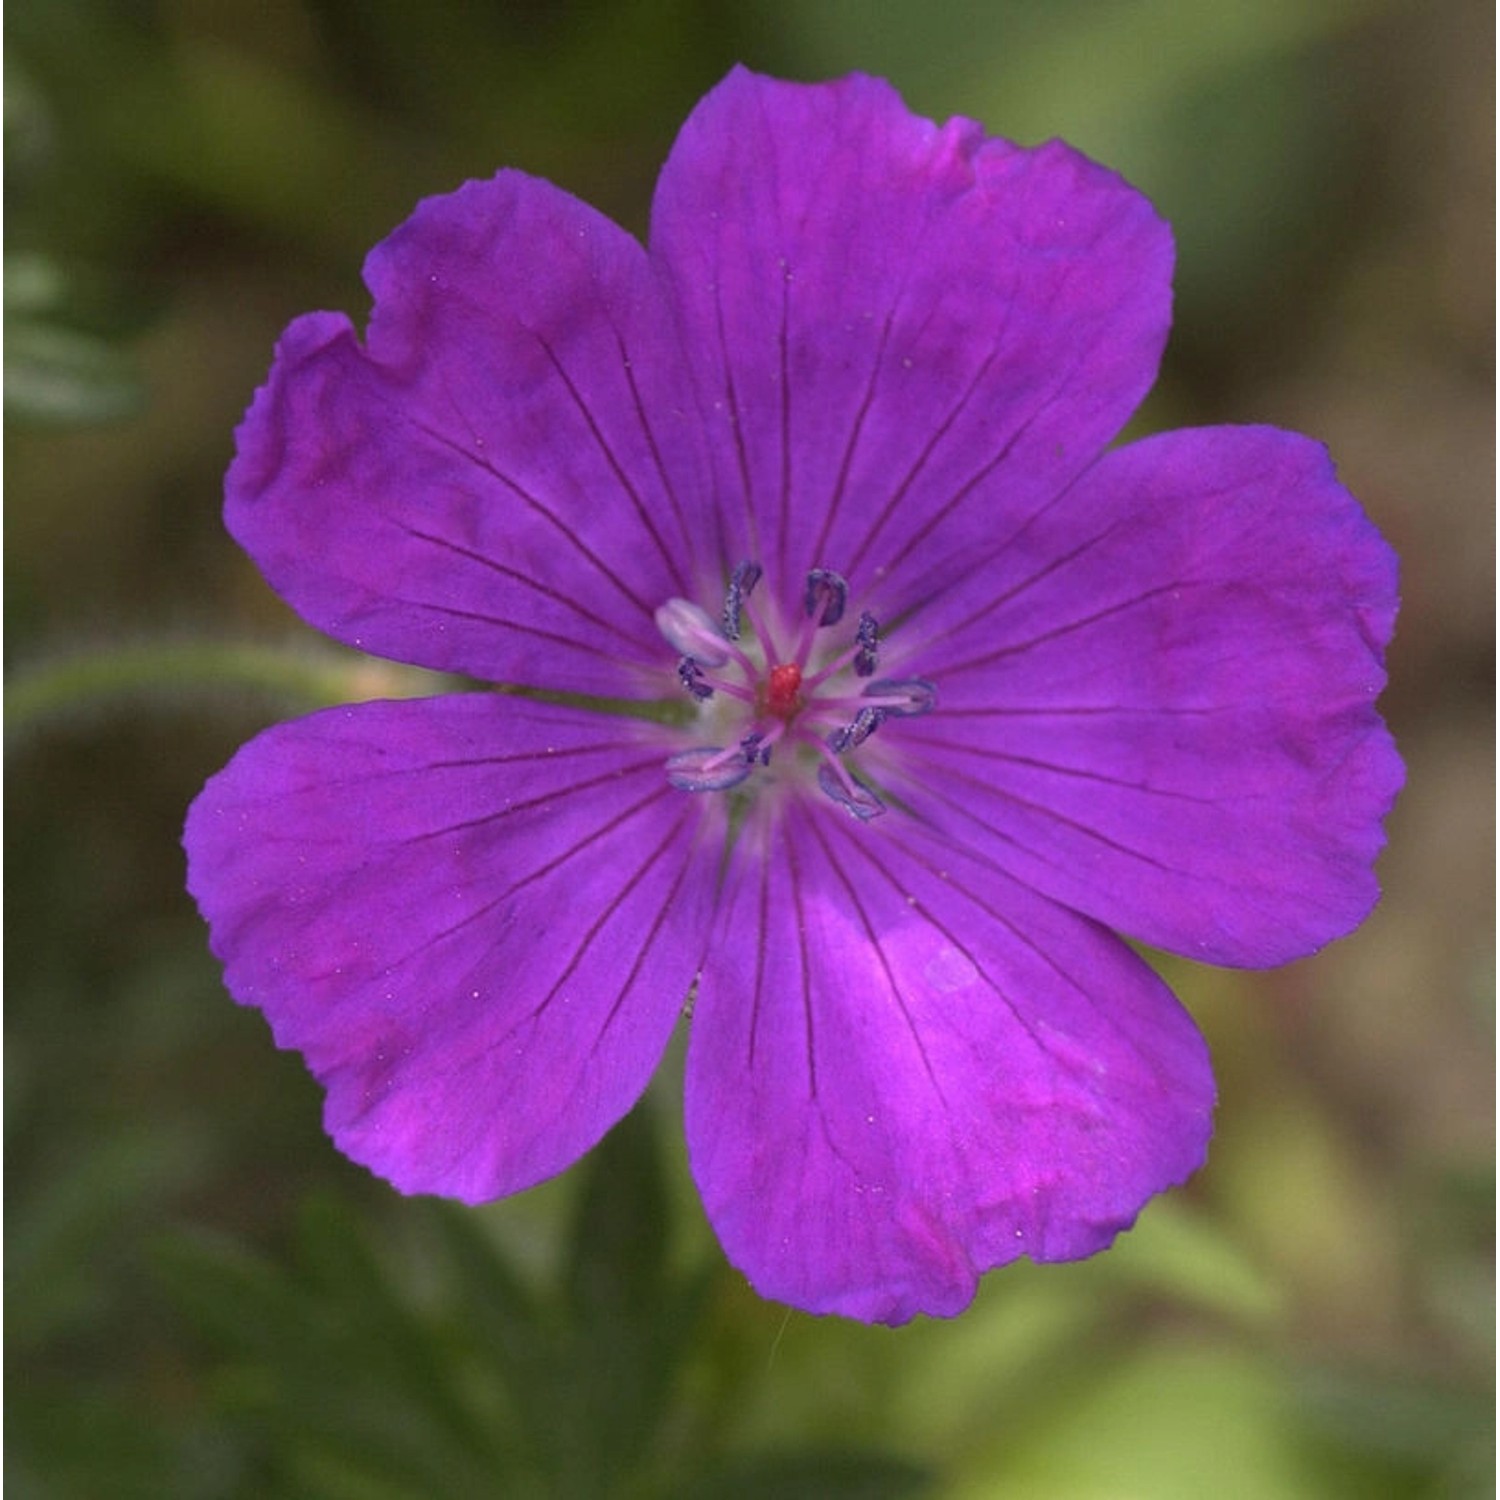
xmin=649 ymin=67 xmax=1171 ymax=620
xmin=227 ymin=172 xmax=709 ymax=694
xmin=892 ymin=425 xmax=1402 ymax=966
xmin=685 ymin=805 xmax=1213 ymax=1324
xmin=184 ymin=695 xmax=718 ymax=1200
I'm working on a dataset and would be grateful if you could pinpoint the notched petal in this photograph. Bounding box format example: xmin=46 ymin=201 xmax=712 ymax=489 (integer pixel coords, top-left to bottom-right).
xmin=228 ymin=172 xmax=709 ymax=692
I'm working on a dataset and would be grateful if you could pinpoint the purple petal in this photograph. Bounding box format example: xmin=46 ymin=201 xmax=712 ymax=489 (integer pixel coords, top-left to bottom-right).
xmin=184 ymin=695 xmax=718 ymax=1200
xmin=685 ymin=805 xmax=1213 ymax=1324
xmin=649 ymin=67 xmax=1171 ymax=619
xmin=227 ymin=173 xmax=710 ymax=695
xmin=892 ymin=425 xmax=1402 ymax=967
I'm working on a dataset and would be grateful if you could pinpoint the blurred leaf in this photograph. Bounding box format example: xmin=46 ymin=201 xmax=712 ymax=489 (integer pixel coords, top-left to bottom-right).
xmin=7 ymin=1128 xmax=221 ymax=1498
xmin=3 ymin=247 xmax=155 ymax=424
xmin=559 ymin=1100 xmax=712 ymax=1493
xmin=672 ymin=1449 xmax=933 ymax=1499
xmin=971 ymin=0 xmax=1377 ymax=142
xmin=422 ymin=1201 xmax=565 ymax=1476
xmin=5 ymin=52 xmax=55 ymax=179
xmin=5 ymin=251 xmax=69 ymax=316
xmin=151 ymin=1168 xmax=716 ymax=1498
xmin=5 ymin=1384 xmax=180 ymax=1500
xmin=11 ymin=4 xmax=405 ymax=256
xmin=151 ymin=1229 xmax=317 ymax=1360
xmin=768 ymin=0 xmax=1384 ymax=133
xmin=1402 ymin=1156 xmax=1497 ymax=1408
xmin=7 ymin=1127 xmax=203 ymax=1351
xmin=296 ymin=1192 xmax=506 ymax=1464
xmin=5 ymin=314 xmax=144 ymax=424
xmin=119 ymin=36 xmax=390 ymax=248
xmin=952 ymin=1341 xmax=1405 ymax=1500
xmin=1294 ymin=1366 xmax=1496 ymax=1493
xmin=1097 ymin=1196 xmax=1283 ymax=1326
xmin=565 ymin=1093 xmax=674 ymax=1322
xmin=153 ymin=1216 xmax=519 ymax=1498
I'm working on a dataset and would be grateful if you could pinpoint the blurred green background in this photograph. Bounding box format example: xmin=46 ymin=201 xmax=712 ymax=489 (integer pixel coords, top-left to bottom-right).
xmin=6 ymin=0 xmax=1493 ymax=1496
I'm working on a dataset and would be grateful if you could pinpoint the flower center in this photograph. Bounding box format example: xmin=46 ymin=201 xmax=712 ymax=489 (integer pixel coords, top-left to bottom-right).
xmin=764 ymin=663 xmax=804 ymax=720
xmin=653 ymin=562 xmax=936 ymax=821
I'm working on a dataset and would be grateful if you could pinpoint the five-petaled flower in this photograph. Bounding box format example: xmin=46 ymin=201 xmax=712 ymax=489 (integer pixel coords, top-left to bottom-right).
xmin=185 ymin=68 xmax=1401 ymax=1324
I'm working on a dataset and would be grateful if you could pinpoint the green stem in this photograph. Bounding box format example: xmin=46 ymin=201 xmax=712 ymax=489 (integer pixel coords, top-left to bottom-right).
xmin=6 ymin=638 xmax=458 ymax=742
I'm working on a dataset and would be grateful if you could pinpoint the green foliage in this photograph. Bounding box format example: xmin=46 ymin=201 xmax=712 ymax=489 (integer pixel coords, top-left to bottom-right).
xmin=671 ymin=1451 xmax=931 ymax=1499
xmin=5 ymin=252 xmax=146 ymax=425
xmin=135 ymin=1106 xmax=935 ymax=1499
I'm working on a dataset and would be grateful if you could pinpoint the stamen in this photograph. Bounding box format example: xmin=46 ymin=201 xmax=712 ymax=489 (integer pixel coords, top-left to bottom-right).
xmin=827 ymin=705 xmax=885 ymax=754
xmin=656 ymin=598 xmax=731 ymax=667
xmin=722 ymin=560 xmax=763 ymax=641
xmin=739 ymin=731 xmax=773 ymax=767
xmin=658 ymin=565 xmax=928 ymax=820
xmin=677 ymin=657 xmax=714 ymax=701
xmin=854 ymin=612 xmax=879 ymax=677
xmin=862 ymin=677 xmax=937 ymax=717
xmin=816 ymin=761 xmax=886 ymax=820
xmin=666 ymin=746 xmax=754 ymax=792
xmin=803 ymin=568 xmax=849 ymax=627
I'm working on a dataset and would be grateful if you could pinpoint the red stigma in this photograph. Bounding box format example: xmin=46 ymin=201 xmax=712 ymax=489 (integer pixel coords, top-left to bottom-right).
xmin=765 ymin=662 xmax=803 ymax=719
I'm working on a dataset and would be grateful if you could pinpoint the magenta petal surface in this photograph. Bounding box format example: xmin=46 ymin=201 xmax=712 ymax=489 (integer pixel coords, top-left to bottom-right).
xmin=649 ymin=68 xmax=1172 ymax=618
xmin=227 ymin=173 xmax=709 ymax=695
xmin=184 ymin=695 xmax=717 ymax=1200
xmin=685 ymin=807 xmax=1213 ymax=1324
xmin=893 ymin=425 xmax=1402 ymax=966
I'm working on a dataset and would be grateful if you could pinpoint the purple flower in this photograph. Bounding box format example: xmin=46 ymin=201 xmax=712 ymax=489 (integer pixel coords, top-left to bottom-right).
xmin=185 ymin=68 xmax=1401 ymax=1324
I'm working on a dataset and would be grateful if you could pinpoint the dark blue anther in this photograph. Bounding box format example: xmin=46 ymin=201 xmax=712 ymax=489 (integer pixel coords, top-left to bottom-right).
xmin=666 ymin=746 xmax=754 ymax=792
xmin=739 ymin=731 xmax=773 ymax=767
xmin=817 ymin=763 xmax=886 ymax=821
xmin=863 ymin=677 xmax=937 ymax=717
xmin=722 ymin=560 xmax=763 ymax=641
xmin=854 ymin=611 xmax=879 ymax=677
xmin=678 ymin=657 xmax=714 ymax=701
xmin=851 ymin=705 xmax=886 ymax=746
xmin=827 ymin=705 xmax=885 ymax=754
xmin=803 ymin=568 xmax=848 ymax=627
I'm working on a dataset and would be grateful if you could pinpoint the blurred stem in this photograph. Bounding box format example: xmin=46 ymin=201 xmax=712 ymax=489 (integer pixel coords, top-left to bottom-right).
xmin=6 ymin=638 xmax=456 ymax=743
